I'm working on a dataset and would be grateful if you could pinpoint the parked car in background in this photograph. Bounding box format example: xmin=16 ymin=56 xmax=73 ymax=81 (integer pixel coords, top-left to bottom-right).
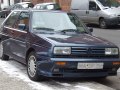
xmin=0 ymin=9 xmax=120 ymax=81
xmin=0 ymin=2 xmax=34 ymax=18
xmin=71 ymin=0 xmax=120 ymax=28
xmin=34 ymin=2 xmax=61 ymax=10
xmin=0 ymin=6 xmax=9 ymax=18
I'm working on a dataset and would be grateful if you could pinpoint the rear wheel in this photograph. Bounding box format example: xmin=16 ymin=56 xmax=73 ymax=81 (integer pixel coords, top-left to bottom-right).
xmin=0 ymin=42 xmax=9 ymax=60
xmin=27 ymin=51 xmax=45 ymax=81
xmin=2 ymin=54 xmax=9 ymax=60
xmin=99 ymin=18 xmax=107 ymax=29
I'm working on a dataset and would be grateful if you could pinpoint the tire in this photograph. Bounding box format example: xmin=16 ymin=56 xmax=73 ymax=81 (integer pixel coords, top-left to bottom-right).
xmin=2 ymin=54 xmax=9 ymax=60
xmin=99 ymin=18 xmax=107 ymax=29
xmin=0 ymin=42 xmax=9 ymax=60
xmin=27 ymin=51 xmax=45 ymax=81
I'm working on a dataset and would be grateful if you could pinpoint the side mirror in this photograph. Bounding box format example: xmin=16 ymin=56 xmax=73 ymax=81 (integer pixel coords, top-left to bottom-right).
xmin=56 ymin=7 xmax=61 ymax=10
xmin=88 ymin=27 xmax=93 ymax=32
xmin=18 ymin=24 xmax=26 ymax=30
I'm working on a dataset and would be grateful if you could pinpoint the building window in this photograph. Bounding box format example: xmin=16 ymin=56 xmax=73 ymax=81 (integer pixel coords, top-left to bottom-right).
xmin=14 ymin=0 xmax=20 ymax=4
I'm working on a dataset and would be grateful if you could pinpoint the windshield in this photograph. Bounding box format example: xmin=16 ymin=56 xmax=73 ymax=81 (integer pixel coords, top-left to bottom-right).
xmin=22 ymin=4 xmax=29 ymax=8
xmin=47 ymin=4 xmax=61 ymax=10
xmin=32 ymin=12 xmax=87 ymax=34
xmin=98 ymin=0 xmax=120 ymax=8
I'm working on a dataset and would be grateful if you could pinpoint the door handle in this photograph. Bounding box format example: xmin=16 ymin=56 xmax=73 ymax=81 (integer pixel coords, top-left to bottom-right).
xmin=86 ymin=11 xmax=89 ymax=14
xmin=11 ymin=30 xmax=14 ymax=34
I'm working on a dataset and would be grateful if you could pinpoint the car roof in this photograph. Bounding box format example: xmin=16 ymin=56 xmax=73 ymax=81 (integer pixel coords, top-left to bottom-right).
xmin=17 ymin=2 xmax=31 ymax=5
xmin=35 ymin=2 xmax=56 ymax=6
xmin=13 ymin=8 xmax=65 ymax=13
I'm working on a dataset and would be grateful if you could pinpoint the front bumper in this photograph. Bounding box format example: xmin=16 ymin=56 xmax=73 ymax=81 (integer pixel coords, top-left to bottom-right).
xmin=37 ymin=58 xmax=120 ymax=78
xmin=105 ymin=17 xmax=120 ymax=25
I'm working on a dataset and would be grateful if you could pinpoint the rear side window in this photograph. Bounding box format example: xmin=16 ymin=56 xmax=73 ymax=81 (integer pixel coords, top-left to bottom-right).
xmin=4 ymin=11 xmax=20 ymax=27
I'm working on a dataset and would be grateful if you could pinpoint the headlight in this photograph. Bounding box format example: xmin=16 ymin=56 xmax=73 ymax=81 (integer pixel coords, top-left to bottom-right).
xmin=105 ymin=48 xmax=119 ymax=55
xmin=53 ymin=47 xmax=71 ymax=55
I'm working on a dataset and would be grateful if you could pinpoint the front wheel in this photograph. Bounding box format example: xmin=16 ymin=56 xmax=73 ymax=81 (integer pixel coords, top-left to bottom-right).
xmin=99 ymin=18 xmax=107 ymax=29
xmin=27 ymin=52 xmax=45 ymax=81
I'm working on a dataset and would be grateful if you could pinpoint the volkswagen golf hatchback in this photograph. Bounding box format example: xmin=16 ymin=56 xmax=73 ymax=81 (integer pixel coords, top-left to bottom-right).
xmin=0 ymin=9 xmax=120 ymax=81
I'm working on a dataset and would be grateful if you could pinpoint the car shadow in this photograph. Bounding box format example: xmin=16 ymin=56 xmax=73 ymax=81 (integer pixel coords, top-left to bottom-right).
xmin=86 ymin=24 xmax=120 ymax=30
xmin=51 ymin=77 xmax=107 ymax=83
xmin=42 ymin=77 xmax=113 ymax=89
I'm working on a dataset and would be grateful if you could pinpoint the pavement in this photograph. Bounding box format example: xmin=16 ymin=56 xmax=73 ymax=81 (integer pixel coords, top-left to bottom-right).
xmin=0 ymin=69 xmax=35 ymax=90
xmin=0 ymin=59 xmax=115 ymax=90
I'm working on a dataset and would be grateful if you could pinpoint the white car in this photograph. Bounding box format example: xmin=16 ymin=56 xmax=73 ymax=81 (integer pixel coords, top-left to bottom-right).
xmin=0 ymin=2 xmax=34 ymax=18
xmin=34 ymin=2 xmax=61 ymax=10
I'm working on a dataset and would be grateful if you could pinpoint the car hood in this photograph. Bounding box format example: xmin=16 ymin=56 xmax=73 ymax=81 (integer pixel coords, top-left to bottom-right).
xmin=36 ymin=33 xmax=115 ymax=46
xmin=103 ymin=7 xmax=120 ymax=15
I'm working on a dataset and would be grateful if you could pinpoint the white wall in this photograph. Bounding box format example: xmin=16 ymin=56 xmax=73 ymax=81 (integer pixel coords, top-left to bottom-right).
xmin=10 ymin=0 xmax=15 ymax=5
xmin=1 ymin=0 xmax=15 ymax=9
xmin=1 ymin=0 xmax=9 ymax=9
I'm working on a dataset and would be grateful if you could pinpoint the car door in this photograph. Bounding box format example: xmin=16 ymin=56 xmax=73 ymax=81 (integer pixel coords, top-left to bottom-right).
xmin=11 ymin=11 xmax=29 ymax=63
xmin=87 ymin=1 xmax=100 ymax=23
xmin=2 ymin=11 xmax=20 ymax=56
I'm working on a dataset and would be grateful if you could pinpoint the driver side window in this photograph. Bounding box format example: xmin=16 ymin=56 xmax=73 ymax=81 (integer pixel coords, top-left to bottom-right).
xmin=89 ymin=1 xmax=100 ymax=10
xmin=14 ymin=12 xmax=29 ymax=31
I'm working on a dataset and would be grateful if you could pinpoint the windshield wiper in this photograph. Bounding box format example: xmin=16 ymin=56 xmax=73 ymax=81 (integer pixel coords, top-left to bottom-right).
xmin=58 ymin=29 xmax=88 ymax=34
xmin=33 ymin=27 xmax=54 ymax=31
xmin=58 ymin=29 xmax=78 ymax=33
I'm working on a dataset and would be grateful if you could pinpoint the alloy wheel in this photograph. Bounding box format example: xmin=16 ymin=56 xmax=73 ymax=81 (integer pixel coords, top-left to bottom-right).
xmin=28 ymin=55 xmax=37 ymax=78
xmin=99 ymin=19 xmax=107 ymax=29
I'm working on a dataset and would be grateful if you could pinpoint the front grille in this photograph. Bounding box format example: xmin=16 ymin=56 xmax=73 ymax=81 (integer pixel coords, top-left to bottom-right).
xmin=71 ymin=47 xmax=105 ymax=55
xmin=71 ymin=47 xmax=105 ymax=57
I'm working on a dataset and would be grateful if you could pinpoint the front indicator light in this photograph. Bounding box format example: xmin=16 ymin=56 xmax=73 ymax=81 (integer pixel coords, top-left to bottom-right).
xmin=56 ymin=62 xmax=66 ymax=66
xmin=113 ymin=62 xmax=120 ymax=65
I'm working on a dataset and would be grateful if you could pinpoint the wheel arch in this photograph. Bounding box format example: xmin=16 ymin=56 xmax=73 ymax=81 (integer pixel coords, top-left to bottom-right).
xmin=99 ymin=17 xmax=104 ymax=22
xmin=26 ymin=48 xmax=35 ymax=63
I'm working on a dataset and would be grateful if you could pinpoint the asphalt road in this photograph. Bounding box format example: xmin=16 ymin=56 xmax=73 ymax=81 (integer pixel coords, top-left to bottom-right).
xmin=0 ymin=18 xmax=120 ymax=90
xmin=92 ymin=24 xmax=120 ymax=49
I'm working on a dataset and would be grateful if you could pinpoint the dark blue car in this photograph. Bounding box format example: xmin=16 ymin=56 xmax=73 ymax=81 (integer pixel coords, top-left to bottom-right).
xmin=0 ymin=9 xmax=120 ymax=81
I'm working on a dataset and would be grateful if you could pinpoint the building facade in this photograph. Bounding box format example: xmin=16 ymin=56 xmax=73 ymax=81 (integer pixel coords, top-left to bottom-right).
xmin=0 ymin=0 xmax=30 ymax=9
xmin=0 ymin=0 xmax=22 ymax=9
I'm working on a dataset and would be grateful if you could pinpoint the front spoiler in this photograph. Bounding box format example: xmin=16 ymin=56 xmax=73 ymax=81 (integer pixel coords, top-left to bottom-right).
xmin=36 ymin=58 xmax=120 ymax=78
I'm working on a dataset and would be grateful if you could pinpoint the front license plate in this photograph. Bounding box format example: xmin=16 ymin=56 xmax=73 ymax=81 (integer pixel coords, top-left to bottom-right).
xmin=77 ymin=63 xmax=104 ymax=69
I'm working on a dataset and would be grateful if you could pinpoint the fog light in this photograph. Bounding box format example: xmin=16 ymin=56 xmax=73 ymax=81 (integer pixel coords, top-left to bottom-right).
xmin=113 ymin=62 xmax=120 ymax=65
xmin=53 ymin=69 xmax=59 ymax=72
xmin=56 ymin=62 xmax=66 ymax=66
xmin=112 ymin=68 xmax=117 ymax=71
